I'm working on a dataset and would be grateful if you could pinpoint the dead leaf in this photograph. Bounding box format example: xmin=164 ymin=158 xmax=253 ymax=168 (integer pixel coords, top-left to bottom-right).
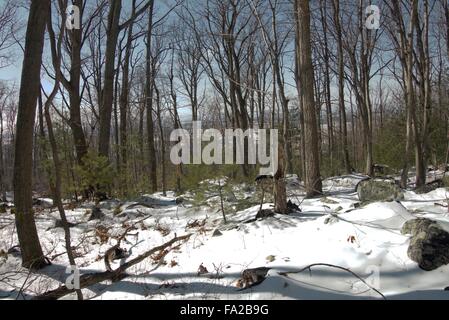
xmin=170 ymin=259 xmax=178 ymax=267
xmin=197 ymin=263 xmax=209 ymax=275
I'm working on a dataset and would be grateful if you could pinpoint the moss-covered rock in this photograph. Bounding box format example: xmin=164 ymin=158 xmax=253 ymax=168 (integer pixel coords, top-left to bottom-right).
xmin=357 ymin=178 xmax=404 ymax=203
xmin=401 ymin=218 xmax=449 ymax=271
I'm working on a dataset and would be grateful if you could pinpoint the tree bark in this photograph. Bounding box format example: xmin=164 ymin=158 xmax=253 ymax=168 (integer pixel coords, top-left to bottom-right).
xmin=331 ymin=0 xmax=352 ymax=174
xmin=169 ymin=47 xmax=182 ymax=192
xmin=320 ymin=1 xmax=334 ymax=174
xmin=67 ymin=0 xmax=88 ymax=166
xmin=274 ymin=140 xmax=287 ymax=214
xmin=155 ymin=85 xmax=166 ymax=196
xmin=13 ymin=0 xmax=50 ymax=269
xmin=45 ymin=1 xmax=84 ymax=298
xmin=294 ymin=0 xmax=322 ymax=197
xmin=119 ymin=2 xmax=136 ymax=171
xmin=145 ymin=0 xmax=157 ymax=192
xmin=98 ymin=0 xmax=122 ymax=158
xmin=389 ymin=0 xmax=418 ymax=188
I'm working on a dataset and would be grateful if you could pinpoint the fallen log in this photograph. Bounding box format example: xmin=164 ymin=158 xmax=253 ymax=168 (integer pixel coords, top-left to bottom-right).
xmin=33 ymin=234 xmax=192 ymax=300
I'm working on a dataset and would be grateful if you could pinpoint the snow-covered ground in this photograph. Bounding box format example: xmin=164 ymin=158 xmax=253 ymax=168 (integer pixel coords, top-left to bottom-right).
xmin=1 ymin=174 xmax=449 ymax=300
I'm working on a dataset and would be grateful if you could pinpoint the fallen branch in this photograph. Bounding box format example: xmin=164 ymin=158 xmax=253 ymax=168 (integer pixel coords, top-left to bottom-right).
xmin=33 ymin=233 xmax=192 ymax=300
xmin=435 ymin=202 xmax=448 ymax=208
xmin=278 ymin=263 xmax=385 ymax=299
xmin=104 ymin=216 xmax=151 ymax=272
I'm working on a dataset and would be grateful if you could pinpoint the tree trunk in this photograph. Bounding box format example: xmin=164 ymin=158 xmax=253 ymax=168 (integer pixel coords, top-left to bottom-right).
xmin=119 ymin=5 xmax=136 ymax=171
xmin=44 ymin=1 xmax=84 ymax=297
xmin=98 ymin=0 xmax=122 ymax=158
xmin=44 ymin=104 xmax=83 ymax=299
xmin=414 ymin=0 xmax=431 ymax=187
xmin=274 ymin=140 xmax=287 ymax=214
xmin=13 ymin=0 xmax=50 ymax=269
xmin=0 ymin=109 xmax=5 ymax=202
xmin=332 ymin=0 xmax=352 ymax=174
xmin=113 ymin=57 xmax=120 ymax=170
xmin=145 ymin=0 xmax=157 ymax=193
xmin=402 ymin=1 xmax=417 ymax=187
xmin=67 ymin=0 xmax=88 ymax=166
xmin=169 ymin=47 xmax=182 ymax=192
xmin=320 ymin=1 xmax=334 ymax=174
xmin=294 ymin=0 xmax=322 ymax=197
xmin=155 ymin=85 xmax=166 ymax=196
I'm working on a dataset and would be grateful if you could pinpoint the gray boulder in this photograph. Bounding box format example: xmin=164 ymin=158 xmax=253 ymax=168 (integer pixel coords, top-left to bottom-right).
xmin=401 ymin=218 xmax=449 ymax=271
xmin=402 ymin=218 xmax=433 ymax=235
xmin=88 ymin=207 xmax=105 ymax=221
xmin=357 ymin=178 xmax=404 ymax=203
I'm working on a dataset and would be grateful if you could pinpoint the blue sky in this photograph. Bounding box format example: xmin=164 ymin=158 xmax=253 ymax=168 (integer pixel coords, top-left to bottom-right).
xmin=0 ymin=0 xmax=27 ymax=85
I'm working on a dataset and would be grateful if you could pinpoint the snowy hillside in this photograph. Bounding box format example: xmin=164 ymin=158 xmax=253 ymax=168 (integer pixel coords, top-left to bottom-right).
xmin=1 ymin=174 xmax=449 ymax=300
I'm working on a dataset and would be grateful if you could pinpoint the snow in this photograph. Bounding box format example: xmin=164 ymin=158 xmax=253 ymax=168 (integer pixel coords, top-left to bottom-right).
xmin=1 ymin=175 xmax=449 ymax=300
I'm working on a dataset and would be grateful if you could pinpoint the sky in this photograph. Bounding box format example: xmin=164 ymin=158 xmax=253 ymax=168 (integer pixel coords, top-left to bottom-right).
xmin=0 ymin=0 xmax=413 ymax=123
xmin=0 ymin=0 xmax=25 ymax=85
xmin=0 ymin=0 xmax=178 ymax=91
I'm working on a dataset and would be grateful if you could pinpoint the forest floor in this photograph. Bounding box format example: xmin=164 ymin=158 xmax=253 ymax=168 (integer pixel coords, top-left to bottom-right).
xmin=1 ymin=172 xmax=449 ymax=300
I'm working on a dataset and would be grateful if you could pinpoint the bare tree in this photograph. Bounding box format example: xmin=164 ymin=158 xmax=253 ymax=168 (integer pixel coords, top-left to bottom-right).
xmin=13 ymin=0 xmax=50 ymax=269
xmin=413 ymin=0 xmax=432 ymax=187
xmin=118 ymin=0 xmax=139 ymax=174
xmin=443 ymin=0 xmax=449 ymax=60
xmin=154 ymin=83 xmax=166 ymax=195
xmin=386 ymin=0 xmax=418 ymax=188
xmin=331 ymin=0 xmax=352 ymax=174
xmin=0 ymin=83 xmax=13 ymax=201
xmin=273 ymin=139 xmax=287 ymax=213
xmin=0 ymin=0 xmax=20 ymax=69
xmin=315 ymin=0 xmax=335 ymax=173
xmin=294 ymin=0 xmax=322 ymax=197
xmin=98 ymin=0 xmax=153 ymax=159
xmin=342 ymin=1 xmax=381 ymax=176
xmin=176 ymin=28 xmax=204 ymax=122
xmin=145 ymin=0 xmax=158 ymax=192
xmin=98 ymin=0 xmax=122 ymax=158
xmin=249 ymin=0 xmax=293 ymax=173
xmin=45 ymin=0 xmax=83 ymax=299
xmin=168 ymin=44 xmax=183 ymax=192
xmin=386 ymin=0 xmax=433 ymax=188
xmin=200 ymin=0 xmax=256 ymax=176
